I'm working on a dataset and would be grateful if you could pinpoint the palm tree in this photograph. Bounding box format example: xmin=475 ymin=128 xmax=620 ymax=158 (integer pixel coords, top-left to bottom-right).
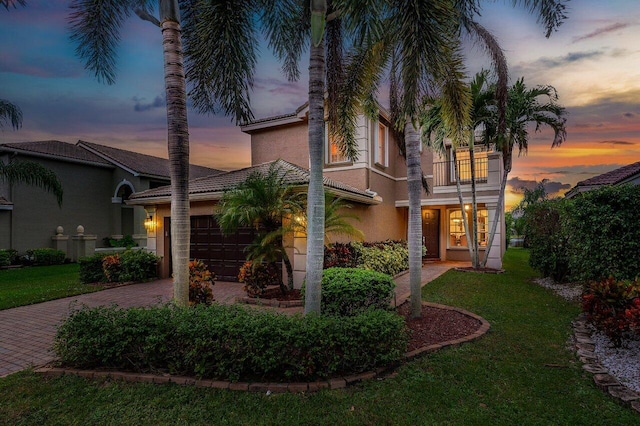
xmin=1 ymin=0 xmax=25 ymax=11
xmin=215 ymin=163 xmax=305 ymax=292
xmin=480 ymin=79 xmax=566 ymax=267
xmin=0 ymin=99 xmax=22 ymax=130
xmin=423 ymin=71 xmax=497 ymax=268
xmin=0 ymin=160 xmax=64 ymax=207
xmin=68 ymin=0 xmax=259 ymax=306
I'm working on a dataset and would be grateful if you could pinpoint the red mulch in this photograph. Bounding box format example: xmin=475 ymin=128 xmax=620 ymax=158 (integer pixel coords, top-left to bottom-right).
xmin=255 ymin=287 xmax=303 ymax=301
xmin=257 ymin=288 xmax=482 ymax=352
xmin=397 ymin=302 xmax=482 ymax=352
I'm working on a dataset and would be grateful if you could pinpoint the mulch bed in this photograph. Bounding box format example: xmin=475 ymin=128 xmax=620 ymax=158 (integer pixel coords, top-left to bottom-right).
xmin=455 ymin=266 xmax=505 ymax=274
xmin=252 ymin=287 xmax=302 ymax=301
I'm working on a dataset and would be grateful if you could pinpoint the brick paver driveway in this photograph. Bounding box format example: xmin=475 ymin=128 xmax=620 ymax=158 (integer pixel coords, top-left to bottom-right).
xmin=0 ymin=261 xmax=463 ymax=378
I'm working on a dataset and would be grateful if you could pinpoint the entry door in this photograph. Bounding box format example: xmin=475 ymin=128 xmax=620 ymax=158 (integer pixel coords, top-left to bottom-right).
xmin=422 ymin=209 xmax=440 ymax=259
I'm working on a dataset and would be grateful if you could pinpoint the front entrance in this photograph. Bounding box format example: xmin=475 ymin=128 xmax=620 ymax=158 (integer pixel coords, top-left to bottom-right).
xmin=422 ymin=209 xmax=440 ymax=259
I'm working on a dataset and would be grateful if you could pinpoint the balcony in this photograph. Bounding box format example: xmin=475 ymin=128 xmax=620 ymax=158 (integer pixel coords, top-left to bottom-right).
xmin=433 ymin=157 xmax=488 ymax=187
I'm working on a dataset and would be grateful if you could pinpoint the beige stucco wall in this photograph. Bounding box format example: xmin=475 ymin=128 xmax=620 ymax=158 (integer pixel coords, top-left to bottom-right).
xmin=251 ymin=123 xmax=309 ymax=167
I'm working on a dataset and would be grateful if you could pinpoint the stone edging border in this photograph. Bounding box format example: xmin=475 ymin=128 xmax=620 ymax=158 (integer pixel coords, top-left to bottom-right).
xmin=573 ymin=313 xmax=640 ymax=414
xmin=237 ymin=296 xmax=303 ymax=308
xmin=34 ymin=302 xmax=490 ymax=393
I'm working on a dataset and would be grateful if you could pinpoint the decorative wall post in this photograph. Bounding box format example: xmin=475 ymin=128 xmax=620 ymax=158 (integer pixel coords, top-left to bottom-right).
xmin=51 ymin=226 xmax=69 ymax=257
xmin=71 ymin=225 xmax=97 ymax=262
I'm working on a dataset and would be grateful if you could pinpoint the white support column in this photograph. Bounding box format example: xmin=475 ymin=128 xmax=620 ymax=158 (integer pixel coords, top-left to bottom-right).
xmin=485 ymin=202 xmax=503 ymax=270
xmin=292 ymin=230 xmax=307 ymax=289
xmin=144 ymin=207 xmax=157 ymax=255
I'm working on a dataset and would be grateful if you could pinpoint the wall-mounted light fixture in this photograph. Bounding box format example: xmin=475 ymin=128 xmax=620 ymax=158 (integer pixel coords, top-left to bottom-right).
xmin=144 ymin=213 xmax=156 ymax=232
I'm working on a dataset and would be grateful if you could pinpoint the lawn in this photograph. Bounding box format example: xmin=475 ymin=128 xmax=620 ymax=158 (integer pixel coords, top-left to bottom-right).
xmin=0 ymin=264 xmax=104 ymax=310
xmin=0 ymin=249 xmax=637 ymax=425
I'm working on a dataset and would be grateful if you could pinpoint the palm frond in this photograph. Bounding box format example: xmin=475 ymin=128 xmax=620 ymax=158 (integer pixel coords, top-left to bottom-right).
xmin=0 ymin=99 xmax=23 ymax=130
xmin=512 ymin=0 xmax=568 ymax=38
xmin=68 ymin=0 xmax=138 ymax=85
xmin=259 ymin=0 xmax=309 ymax=82
xmin=1 ymin=0 xmax=26 ymax=10
xmin=181 ymin=0 xmax=259 ymax=124
xmin=0 ymin=160 xmax=63 ymax=206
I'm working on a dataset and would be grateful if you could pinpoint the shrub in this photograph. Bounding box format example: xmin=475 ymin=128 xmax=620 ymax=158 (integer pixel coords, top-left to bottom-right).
xmin=323 ymin=243 xmax=359 ymax=268
xmin=119 ymin=250 xmax=160 ymax=282
xmin=54 ymin=304 xmax=408 ymax=381
xmin=352 ymin=240 xmax=409 ymax=276
xmin=103 ymin=235 xmax=138 ymax=248
xmin=189 ymin=259 xmax=215 ymax=305
xmin=238 ymin=261 xmax=280 ymax=297
xmin=566 ymin=185 xmax=640 ymax=282
xmin=0 ymin=250 xmax=11 ymax=267
xmin=102 ymin=254 xmax=122 ymax=283
xmin=522 ymin=199 xmax=571 ymax=282
xmin=320 ymin=268 xmax=396 ymax=316
xmin=79 ymin=253 xmax=110 ymax=283
xmin=582 ymin=277 xmax=640 ymax=346
xmin=26 ymin=248 xmax=66 ymax=266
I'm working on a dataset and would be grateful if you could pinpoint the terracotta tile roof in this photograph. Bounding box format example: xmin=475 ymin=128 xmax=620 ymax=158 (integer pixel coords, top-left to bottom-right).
xmin=129 ymin=159 xmax=379 ymax=204
xmin=575 ymin=162 xmax=640 ymax=187
xmin=77 ymin=140 xmax=222 ymax=179
xmin=0 ymin=140 xmax=112 ymax=166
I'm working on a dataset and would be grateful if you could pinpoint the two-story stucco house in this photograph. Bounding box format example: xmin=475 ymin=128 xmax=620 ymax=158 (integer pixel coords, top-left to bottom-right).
xmin=130 ymin=103 xmax=506 ymax=286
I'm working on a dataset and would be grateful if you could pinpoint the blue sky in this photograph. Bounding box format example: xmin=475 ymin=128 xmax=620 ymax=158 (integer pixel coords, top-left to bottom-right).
xmin=1 ymin=1 xmax=639 ymax=206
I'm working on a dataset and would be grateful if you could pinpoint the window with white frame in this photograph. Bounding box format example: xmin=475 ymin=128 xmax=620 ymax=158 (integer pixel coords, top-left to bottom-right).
xmin=448 ymin=208 xmax=488 ymax=248
xmin=326 ymin=124 xmax=348 ymax=164
xmin=374 ymin=121 xmax=388 ymax=167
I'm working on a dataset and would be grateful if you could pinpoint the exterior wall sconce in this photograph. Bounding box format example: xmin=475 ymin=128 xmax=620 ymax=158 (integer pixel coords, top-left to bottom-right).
xmin=144 ymin=213 xmax=156 ymax=232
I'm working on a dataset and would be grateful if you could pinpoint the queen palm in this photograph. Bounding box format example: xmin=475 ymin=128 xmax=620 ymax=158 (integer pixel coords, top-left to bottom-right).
xmin=480 ymin=77 xmax=566 ymax=268
xmin=68 ymin=0 xmax=260 ymax=306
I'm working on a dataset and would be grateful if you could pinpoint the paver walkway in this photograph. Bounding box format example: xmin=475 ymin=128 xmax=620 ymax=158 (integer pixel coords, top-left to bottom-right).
xmin=0 ymin=261 xmax=466 ymax=378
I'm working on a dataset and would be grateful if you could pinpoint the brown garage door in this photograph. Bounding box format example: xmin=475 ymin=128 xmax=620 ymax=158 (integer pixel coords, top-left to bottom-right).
xmin=190 ymin=215 xmax=255 ymax=282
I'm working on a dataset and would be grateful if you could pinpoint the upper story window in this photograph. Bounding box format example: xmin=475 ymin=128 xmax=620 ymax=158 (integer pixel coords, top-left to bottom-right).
xmin=326 ymin=124 xmax=349 ymax=164
xmin=451 ymin=148 xmax=489 ymax=184
xmin=374 ymin=121 xmax=388 ymax=167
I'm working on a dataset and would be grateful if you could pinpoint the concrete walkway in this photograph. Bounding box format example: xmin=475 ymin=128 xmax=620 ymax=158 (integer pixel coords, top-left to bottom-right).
xmin=0 ymin=261 xmax=465 ymax=378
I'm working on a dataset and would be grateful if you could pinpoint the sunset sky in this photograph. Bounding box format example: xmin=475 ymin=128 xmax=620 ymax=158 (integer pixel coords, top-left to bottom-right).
xmin=1 ymin=1 xmax=638 ymax=208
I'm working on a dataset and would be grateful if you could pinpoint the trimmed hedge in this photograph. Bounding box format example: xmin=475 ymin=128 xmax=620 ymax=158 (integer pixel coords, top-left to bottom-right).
xmin=54 ymin=304 xmax=408 ymax=382
xmin=78 ymin=250 xmax=159 ymax=283
xmin=320 ymin=268 xmax=396 ymax=316
xmin=523 ymin=185 xmax=640 ymax=282
xmin=324 ymin=240 xmax=409 ymax=276
xmin=27 ymin=248 xmax=66 ymax=266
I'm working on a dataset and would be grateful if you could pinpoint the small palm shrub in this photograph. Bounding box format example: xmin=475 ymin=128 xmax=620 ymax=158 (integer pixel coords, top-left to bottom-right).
xmin=238 ymin=260 xmax=280 ymax=297
xmin=582 ymin=277 xmax=640 ymax=346
xmin=320 ymin=268 xmax=396 ymax=316
xmin=189 ymin=259 xmax=214 ymax=305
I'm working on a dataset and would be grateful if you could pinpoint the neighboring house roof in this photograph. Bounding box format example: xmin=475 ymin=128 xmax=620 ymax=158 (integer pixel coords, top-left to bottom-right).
xmin=77 ymin=140 xmax=222 ymax=180
xmin=0 ymin=140 xmax=222 ymax=181
xmin=565 ymin=161 xmax=640 ymax=198
xmin=0 ymin=140 xmax=113 ymax=167
xmin=128 ymin=159 xmax=382 ymax=205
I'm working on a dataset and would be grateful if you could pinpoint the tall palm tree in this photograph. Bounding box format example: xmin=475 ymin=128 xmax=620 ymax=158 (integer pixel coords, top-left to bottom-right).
xmin=423 ymin=71 xmax=496 ymax=268
xmin=68 ymin=0 xmax=259 ymax=306
xmin=480 ymin=78 xmax=566 ymax=267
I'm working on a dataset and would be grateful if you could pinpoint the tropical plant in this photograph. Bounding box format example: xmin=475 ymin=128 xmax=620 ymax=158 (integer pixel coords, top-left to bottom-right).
xmin=216 ymin=163 xmax=305 ymax=292
xmin=481 ymin=77 xmax=566 ymax=267
xmin=422 ymin=70 xmax=496 ymax=269
xmin=0 ymin=99 xmax=22 ymax=130
xmin=68 ymin=0 xmax=260 ymax=306
xmin=0 ymin=160 xmax=63 ymax=207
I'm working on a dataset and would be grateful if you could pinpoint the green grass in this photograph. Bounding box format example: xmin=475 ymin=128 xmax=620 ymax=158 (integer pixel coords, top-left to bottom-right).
xmin=0 ymin=264 xmax=104 ymax=310
xmin=0 ymin=249 xmax=637 ymax=425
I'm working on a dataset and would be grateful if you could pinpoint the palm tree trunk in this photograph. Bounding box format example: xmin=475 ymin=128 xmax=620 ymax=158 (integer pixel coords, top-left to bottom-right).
xmin=282 ymin=251 xmax=294 ymax=292
xmin=481 ymin=151 xmax=512 ymax=268
xmin=468 ymin=135 xmax=479 ymax=268
xmin=405 ymin=122 xmax=423 ymax=318
xmin=304 ymin=42 xmax=325 ymax=315
xmin=161 ymin=0 xmax=190 ymax=307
